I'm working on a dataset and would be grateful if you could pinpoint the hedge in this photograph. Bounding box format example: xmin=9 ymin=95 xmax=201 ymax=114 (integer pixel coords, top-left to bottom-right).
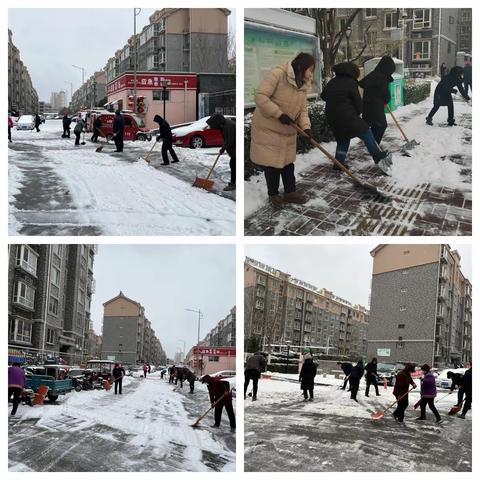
xmin=404 ymin=80 xmax=431 ymax=105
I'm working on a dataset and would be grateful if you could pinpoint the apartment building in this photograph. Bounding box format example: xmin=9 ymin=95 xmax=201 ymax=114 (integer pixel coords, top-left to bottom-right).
xmin=101 ymin=291 xmax=166 ymax=365
xmin=337 ymin=8 xmax=461 ymax=76
xmin=8 ymin=244 xmax=96 ymax=365
xmin=202 ymin=306 xmax=236 ymax=347
xmin=70 ymin=70 xmax=107 ymax=113
xmin=367 ymin=244 xmax=472 ymax=368
xmin=457 ymin=8 xmax=472 ymax=54
xmin=244 ymin=258 xmax=369 ymax=356
xmin=50 ymin=91 xmax=66 ymax=112
xmin=8 ymin=29 xmax=39 ymax=114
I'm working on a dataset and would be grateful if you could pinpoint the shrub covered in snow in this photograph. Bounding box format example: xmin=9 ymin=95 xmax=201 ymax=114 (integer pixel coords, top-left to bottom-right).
xmin=404 ymin=80 xmax=431 ymax=105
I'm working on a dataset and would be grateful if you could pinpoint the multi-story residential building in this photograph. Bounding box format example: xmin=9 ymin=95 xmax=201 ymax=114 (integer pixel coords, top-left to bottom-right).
xmin=101 ymin=291 xmax=166 ymax=365
xmin=86 ymin=328 xmax=102 ymax=359
xmin=70 ymin=70 xmax=107 ymax=113
xmin=244 ymin=258 xmax=369 ymax=356
xmin=337 ymin=8 xmax=461 ymax=76
xmin=8 ymin=244 xmax=97 ymax=365
xmin=201 ymin=306 xmax=236 ymax=348
xmin=8 ymin=29 xmax=39 ymax=114
xmin=457 ymin=8 xmax=472 ymax=54
xmin=50 ymin=91 xmax=66 ymax=112
xmin=367 ymin=244 xmax=472 ymax=368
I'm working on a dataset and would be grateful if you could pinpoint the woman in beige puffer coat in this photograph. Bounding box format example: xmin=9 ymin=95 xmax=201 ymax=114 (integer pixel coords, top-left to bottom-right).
xmin=250 ymin=52 xmax=315 ymax=207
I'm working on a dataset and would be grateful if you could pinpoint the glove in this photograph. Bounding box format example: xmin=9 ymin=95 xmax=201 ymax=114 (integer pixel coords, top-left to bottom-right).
xmin=303 ymin=129 xmax=312 ymax=138
xmin=279 ymin=113 xmax=294 ymax=125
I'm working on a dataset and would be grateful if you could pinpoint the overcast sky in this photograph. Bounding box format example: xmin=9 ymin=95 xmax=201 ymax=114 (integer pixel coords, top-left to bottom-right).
xmin=90 ymin=245 xmax=235 ymax=359
xmin=245 ymin=244 xmax=472 ymax=308
xmin=9 ymin=8 xmax=236 ymax=102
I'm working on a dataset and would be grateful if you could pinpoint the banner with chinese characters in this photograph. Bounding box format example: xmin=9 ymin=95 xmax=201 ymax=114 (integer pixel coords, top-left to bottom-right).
xmin=107 ymin=72 xmax=197 ymax=95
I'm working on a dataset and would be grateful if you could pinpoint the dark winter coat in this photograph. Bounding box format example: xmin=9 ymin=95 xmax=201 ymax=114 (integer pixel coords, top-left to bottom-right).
xmin=93 ymin=117 xmax=102 ymax=129
xmin=433 ymin=66 xmax=470 ymax=105
xmin=153 ymin=115 xmax=173 ymax=141
xmin=299 ymin=358 xmax=317 ymax=389
xmin=358 ymin=56 xmax=395 ymax=128
xmin=206 ymin=113 xmax=236 ymax=156
xmin=449 ymin=372 xmax=464 ymax=391
xmin=393 ymin=368 xmax=416 ymax=398
xmin=245 ymin=352 xmax=267 ymax=373
xmin=420 ymin=372 xmax=437 ymax=398
xmin=112 ymin=366 xmax=125 ymax=381
xmin=339 ymin=362 xmax=353 ymax=376
xmin=464 ymin=64 xmax=472 ymax=83
xmin=62 ymin=116 xmax=71 ymax=129
xmin=113 ymin=114 xmax=125 ymax=136
xmin=463 ymin=368 xmax=472 ymax=395
xmin=321 ymin=62 xmax=369 ymax=140
xmin=204 ymin=376 xmax=232 ymax=406
xmin=365 ymin=361 xmax=378 ymax=380
xmin=183 ymin=368 xmax=196 ymax=383
xmin=349 ymin=362 xmax=365 ymax=380
xmin=34 ymin=115 xmax=41 ymax=127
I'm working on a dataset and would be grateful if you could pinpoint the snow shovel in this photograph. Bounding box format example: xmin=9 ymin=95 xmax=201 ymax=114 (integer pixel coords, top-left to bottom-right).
xmin=413 ymin=391 xmax=451 ymax=410
xmin=292 ymin=124 xmax=386 ymax=197
xmin=371 ymin=386 xmax=416 ymax=420
xmin=191 ymin=393 xmax=226 ymax=428
xmin=142 ymin=137 xmax=160 ymax=164
xmin=95 ymin=130 xmax=114 ymax=153
xmin=448 ymin=401 xmax=463 ymax=415
xmin=386 ymin=104 xmax=419 ymax=150
xmin=192 ymin=151 xmax=222 ymax=191
xmin=81 ymin=130 xmax=86 ymax=146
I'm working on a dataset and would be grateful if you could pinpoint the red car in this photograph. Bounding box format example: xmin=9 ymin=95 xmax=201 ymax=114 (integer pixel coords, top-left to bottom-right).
xmin=90 ymin=112 xmax=152 ymax=142
xmin=171 ymin=115 xmax=236 ymax=149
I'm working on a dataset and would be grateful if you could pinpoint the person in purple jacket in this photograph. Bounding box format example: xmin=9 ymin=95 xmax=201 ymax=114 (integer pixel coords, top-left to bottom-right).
xmin=417 ymin=364 xmax=443 ymax=424
xmin=8 ymin=362 xmax=26 ymax=416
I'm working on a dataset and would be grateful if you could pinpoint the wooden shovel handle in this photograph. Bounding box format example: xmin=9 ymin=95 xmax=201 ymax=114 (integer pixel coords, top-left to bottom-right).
xmin=385 ymin=385 xmax=416 ymax=413
xmin=386 ymin=104 xmax=409 ymax=142
xmin=192 ymin=392 xmax=226 ymax=426
xmin=205 ymin=152 xmax=223 ymax=181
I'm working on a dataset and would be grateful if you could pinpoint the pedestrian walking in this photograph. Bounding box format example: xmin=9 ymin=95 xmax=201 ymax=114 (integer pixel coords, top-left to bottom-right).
xmin=113 ymin=110 xmax=125 ymax=152
xmin=34 ymin=114 xmax=41 ymax=132
xmin=206 ymin=113 xmax=236 ymax=191
xmin=112 ymin=363 xmax=125 ymax=395
xmin=74 ymin=115 xmax=85 ymax=146
xmin=8 ymin=115 xmax=13 ymax=142
xmin=426 ymin=66 xmax=470 ymax=126
xmin=8 ymin=362 xmax=26 ymax=416
xmin=244 ymin=351 xmax=267 ymax=401
xmin=91 ymin=115 xmax=102 ymax=142
xmin=250 ymin=52 xmax=316 ymax=207
xmin=392 ymin=363 xmax=417 ymax=424
xmin=440 ymin=62 xmax=448 ymax=79
xmin=416 ymin=364 xmax=442 ymax=423
xmin=358 ymin=55 xmax=396 ymax=145
xmin=464 ymin=62 xmax=472 ymax=96
xmin=349 ymin=360 xmax=364 ymax=402
xmin=459 ymin=366 xmax=471 ymax=419
xmin=153 ymin=114 xmax=179 ymax=165
xmin=299 ymin=353 xmax=317 ymax=401
xmin=337 ymin=361 xmax=353 ymax=390
xmin=365 ymin=357 xmax=381 ymax=397
xmin=447 ymin=370 xmax=465 ymax=406
xmin=62 ymin=113 xmax=71 ymax=138
xmin=201 ymin=374 xmax=236 ymax=431
xmin=321 ymin=62 xmax=392 ymax=173
xmin=143 ymin=363 xmax=148 ymax=378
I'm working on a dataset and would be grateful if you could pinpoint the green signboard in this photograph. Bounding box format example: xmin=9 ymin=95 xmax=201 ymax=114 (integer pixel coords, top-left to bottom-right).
xmin=244 ymin=23 xmax=319 ymax=106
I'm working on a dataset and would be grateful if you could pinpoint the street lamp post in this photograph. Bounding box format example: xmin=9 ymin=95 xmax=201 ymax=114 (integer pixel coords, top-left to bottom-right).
xmin=285 ymin=340 xmax=291 ymax=374
xmin=160 ymin=78 xmax=169 ymax=118
xmin=186 ymin=308 xmax=202 ymax=373
xmin=72 ymin=65 xmax=86 ymax=108
xmin=345 ymin=26 xmax=353 ymax=62
xmin=133 ymin=8 xmax=142 ymax=114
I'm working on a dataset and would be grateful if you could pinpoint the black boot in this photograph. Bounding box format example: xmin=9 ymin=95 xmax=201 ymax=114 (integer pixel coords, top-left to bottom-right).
xmin=425 ymin=116 xmax=433 ymax=126
xmin=447 ymin=118 xmax=456 ymax=126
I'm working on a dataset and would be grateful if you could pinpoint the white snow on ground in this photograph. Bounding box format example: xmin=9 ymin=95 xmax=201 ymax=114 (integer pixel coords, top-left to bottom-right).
xmin=14 ymin=375 xmax=234 ymax=472
xmin=9 ymin=120 xmax=235 ymax=236
xmin=245 ymin=79 xmax=472 ymax=216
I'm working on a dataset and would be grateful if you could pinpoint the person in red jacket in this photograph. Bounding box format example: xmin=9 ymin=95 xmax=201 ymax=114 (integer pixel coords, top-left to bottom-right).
xmin=392 ymin=362 xmax=417 ymax=424
xmin=201 ymin=374 xmax=235 ymax=431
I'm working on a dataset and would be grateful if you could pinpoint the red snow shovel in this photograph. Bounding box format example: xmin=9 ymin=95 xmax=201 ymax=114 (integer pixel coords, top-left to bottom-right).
xmin=191 ymin=393 xmax=226 ymax=428
xmin=292 ymin=124 xmax=387 ymax=198
xmin=448 ymin=401 xmax=463 ymax=415
xmin=371 ymin=386 xmax=416 ymax=420
xmin=413 ymin=391 xmax=452 ymax=410
xmin=386 ymin=104 xmax=420 ymax=150
xmin=193 ymin=152 xmax=222 ymax=191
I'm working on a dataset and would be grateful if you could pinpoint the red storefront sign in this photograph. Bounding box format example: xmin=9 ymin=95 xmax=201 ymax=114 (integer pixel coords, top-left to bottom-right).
xmin=107 ymin=72 xmax=197 ymax=95
xmin=193 ymin=347 xmax=236 ymax=356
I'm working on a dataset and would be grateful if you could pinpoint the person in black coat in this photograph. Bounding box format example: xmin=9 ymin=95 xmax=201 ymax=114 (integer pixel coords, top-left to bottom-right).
xmin=113 ymin=110 xmax=125 ymax=152
xmin=321 ymin=62 xmax=391 ymax=172
xmin=337 ymin=361 xmax=353 ymax=390
xmin=34 ymin=114 xmax=41 ymax=132
xmin=62 ymin=113 xmax=71 ymax=138
xmin=358 ymin=56 xmax=396 ymax=145
xmin=365 ymin=357 xmax=380 ymax=397
xmin=349 ymin=360 xmax=364 ymax=401
xmin=91 ymin=116 xmax=102 ymax=143
xmin=206 ymin=113 xmax=236 ymax=191
xmin=299 ymin=353 xmax=317 ymax=401
xmin=426 ymin=66 xmax=470 ymax=126
xmin=112 ymin=363 xmax=126 ymax=395
xmin=447 ymin=371 xmax=465 ymax=406
xmin=459 ymin=367 xmax=471 ymax=418
xmin=153 ymin=114 xmax=179 ymax=165
xmin=463 ymin=62 xmax=472 ymax=96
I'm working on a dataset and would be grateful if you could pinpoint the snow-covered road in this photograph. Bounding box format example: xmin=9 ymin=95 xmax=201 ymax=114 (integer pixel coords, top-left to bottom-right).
xmin=9 ymin=120 xmax=235 ymax=236
xmin=8 ymin=375 xmax=235 ymax=472
xmin=244 ymin=375 xmax=471 ymax=472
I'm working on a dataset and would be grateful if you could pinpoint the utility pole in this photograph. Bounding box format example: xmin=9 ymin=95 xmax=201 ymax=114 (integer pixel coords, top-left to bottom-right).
xmin=134 ymin=8 xmax=142 ymax=114
xmin=186 ymin=308 xmax=202 ymax=373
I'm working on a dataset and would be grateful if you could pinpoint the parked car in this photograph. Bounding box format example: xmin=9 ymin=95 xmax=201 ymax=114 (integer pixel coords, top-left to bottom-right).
xmin=435 ymin=367 xmax=467 ymax=389
xmin=171 ymin=115 xmax=236 ymax=149
xmin=91 ymin=112 xmax=152 ymax=142
xmin=376 ymin=363 xmax=399 ymax=386
xmin=209 ymin=370 xmax=236 ymax=379
xmin=16 ymin=114 xmax=35 ymax=130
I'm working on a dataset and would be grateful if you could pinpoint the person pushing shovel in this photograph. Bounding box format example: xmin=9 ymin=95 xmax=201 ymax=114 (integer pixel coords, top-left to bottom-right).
xmin=201 ymin=374 xmax=235 ymax=431
xmin=112 ymin=362 xmax=126 ymax=395
xmin=392 ymin=363 xmax=417 ymax=424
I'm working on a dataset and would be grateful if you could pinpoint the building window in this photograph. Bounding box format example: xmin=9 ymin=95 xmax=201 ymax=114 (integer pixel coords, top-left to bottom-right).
xmin=400 ymin=306 xmax=407 ymax=312
xmin=208 ymin=356 xmax=219 ymax=362
xmin=14 ymin=281 xmax=35 ymax=310
xmin=398 ymin=324 xmax=405 ymax=329
xmin=384 ymin=12 xmax=398 ymax=30
xmin=403 ymin=250 xmax=410 ymax=255
xmin=46 ymin=328 xmax=55 ymax=345
xmin=51 ymin=266 xmax=61 ymax=286
xmin=412 ymin=41 xmax=431 ymax=60
xmin=449 ymin=16 xmax=455 ymax=24
xmin=413 ymin=9 xmax=432 ymax=29
xmin=152 ymin=90 xmax=170 ymax=101
xmin=14 ymin=319 xmax=32 ymax=343
xmin=48 ymin=296 xmax=59 ymax=315
xmin=364 ymin=8 xmax=377 ymax=18
xmin=16 ymin=245 xmax=38 ymax=276
xmin=401 ymin=288 xmax=408 ymax=293
xmin=52 ymin=244 xmax=62 ymax=257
